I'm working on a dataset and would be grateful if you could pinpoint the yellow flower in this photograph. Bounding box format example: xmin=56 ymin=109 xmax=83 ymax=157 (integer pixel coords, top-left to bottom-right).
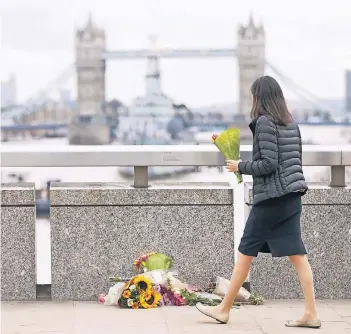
xmin=144 ymin=289 xmax=152 ymax=301
xmin=149 ymin=290 xmax=162 ymax=307
xmin=132 ymin=302 xmax=139 ymax=309
xmin=139 ymin=294 xmax=153 ymax=309
xmin=140 ymin=289 xmax=162 ymax=309
xmin=133 ymin=275 xmax=152 ymax=292
xmin=122 ymin=290 xmax=131 ymax=299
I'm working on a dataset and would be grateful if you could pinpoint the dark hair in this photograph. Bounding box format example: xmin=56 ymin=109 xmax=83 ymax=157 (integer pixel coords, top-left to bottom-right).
xmin=250 ymin=76 xmax=293 ymax=126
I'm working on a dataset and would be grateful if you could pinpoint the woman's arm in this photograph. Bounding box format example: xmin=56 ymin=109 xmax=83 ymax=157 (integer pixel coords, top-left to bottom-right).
xmin=238 ymin=116 xmax=279 ymax=176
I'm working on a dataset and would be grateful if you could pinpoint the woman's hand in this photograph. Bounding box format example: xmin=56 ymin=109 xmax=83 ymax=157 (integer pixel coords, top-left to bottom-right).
xmin=225 ymin=159 xmax=241 ymax=173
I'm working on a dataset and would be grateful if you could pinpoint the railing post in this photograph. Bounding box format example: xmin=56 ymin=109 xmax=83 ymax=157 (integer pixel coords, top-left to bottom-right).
xmin=134 ymin=166 xmax=149 ymax=188
xmin=330 ymin=166 xmax=346 ymax=187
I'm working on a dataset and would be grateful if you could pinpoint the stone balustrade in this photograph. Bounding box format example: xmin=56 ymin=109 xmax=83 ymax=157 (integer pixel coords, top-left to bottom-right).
xmin=1 ymin=182 xmax=350 ymax=301
xmin=245 ymin=183 xmax=351 ymax=299
xmin=50 ymin=182 xmax=234 ymax=300
xmin=1 ymin=145 xmax=351 ymax=301
xmin=1 ymin=183 xmax=36 ymax=301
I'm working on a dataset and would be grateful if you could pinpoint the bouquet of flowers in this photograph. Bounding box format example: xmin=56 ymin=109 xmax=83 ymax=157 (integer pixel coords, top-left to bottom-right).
xmin=157 ymin=285 xmax=187 ymax=306
xmin=133 ymin=252 xmax=173 ymax=273
xmin=118 ymin=274 xmax=162 ymax=309
xmin=100 ymin=251 xmax=265 ymax=309
xmin=212 ymin=128 xmax=243 ymax=184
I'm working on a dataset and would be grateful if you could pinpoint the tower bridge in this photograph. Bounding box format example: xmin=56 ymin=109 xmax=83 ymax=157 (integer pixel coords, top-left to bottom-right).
xmin=1 ymin=13 xmax=333 ymax=143
xmin=70 ymin=13 xmax=265 ymax=144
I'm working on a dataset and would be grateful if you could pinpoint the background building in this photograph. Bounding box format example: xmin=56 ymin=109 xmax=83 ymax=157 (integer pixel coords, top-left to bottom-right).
xmin=346 ymin=70 xmax=351 ymax=112
xmin=1 ymin=73 xmax=17 ymax=108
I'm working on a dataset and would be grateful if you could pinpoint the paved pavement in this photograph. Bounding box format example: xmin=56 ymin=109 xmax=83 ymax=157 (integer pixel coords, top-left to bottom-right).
xmin=1 ymin=300 xmax=351 ymax=333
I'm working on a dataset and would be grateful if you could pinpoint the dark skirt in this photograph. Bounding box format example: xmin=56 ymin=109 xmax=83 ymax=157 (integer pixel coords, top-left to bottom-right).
xmin=238 ymin=192 xmax=307 ymax=257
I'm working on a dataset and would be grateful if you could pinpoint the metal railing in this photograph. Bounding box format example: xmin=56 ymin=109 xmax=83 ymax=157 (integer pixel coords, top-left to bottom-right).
xmin=1 ymin=145 xmax=350 ymax=188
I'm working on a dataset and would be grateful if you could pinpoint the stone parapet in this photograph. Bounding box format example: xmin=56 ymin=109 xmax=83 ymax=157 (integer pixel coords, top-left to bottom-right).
xmin=50 ymin=182 xmax=235 ymax=300
xmin=244 ymin=183 xmax=351 ymax=299
xmin=50 ymin=182 xmax=233 ymax=206
xmin=1 ymin=183 xmax=36 ymax=301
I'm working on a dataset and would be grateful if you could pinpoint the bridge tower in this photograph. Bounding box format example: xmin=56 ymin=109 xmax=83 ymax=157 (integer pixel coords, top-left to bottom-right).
xmin=237 ymin=13 xmax=265 ymax=118
xmin=69 ymin=14 xmax=110 ymax=145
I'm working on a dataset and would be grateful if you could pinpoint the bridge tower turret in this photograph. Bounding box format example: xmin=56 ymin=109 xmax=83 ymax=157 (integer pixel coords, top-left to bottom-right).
xmin=70 ymin=14 xmax=110 ymax=145
xmin=75 ymin=14 xmax=106 ymax=118
xmin=237 ymin=13 xmax=265 ymax=118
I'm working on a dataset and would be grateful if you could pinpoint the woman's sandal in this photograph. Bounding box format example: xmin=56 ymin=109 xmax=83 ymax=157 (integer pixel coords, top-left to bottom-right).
xmin=285 ymin=319 xmax=321 ymax=329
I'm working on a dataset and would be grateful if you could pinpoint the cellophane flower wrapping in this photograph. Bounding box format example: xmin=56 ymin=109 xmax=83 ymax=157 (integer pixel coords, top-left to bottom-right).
xmin=144 ymin=253 xmax=172 ymax=272
xmin=212 ymin=128 xmax=243 ymax=184
xmin=133 ymin=252 xmax=172 ymax=273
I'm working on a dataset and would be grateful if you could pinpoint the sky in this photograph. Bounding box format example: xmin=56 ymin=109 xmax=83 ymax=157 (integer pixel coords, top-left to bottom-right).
xmin=1 ymin=0 xmax=351 ymax=107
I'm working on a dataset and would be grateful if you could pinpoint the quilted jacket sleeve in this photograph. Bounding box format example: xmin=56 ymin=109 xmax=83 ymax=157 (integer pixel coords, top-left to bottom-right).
xmin=238 ymin=116 xmax=279 ymax=176
xmin=297 ymin=125 xmax=303 ymax=166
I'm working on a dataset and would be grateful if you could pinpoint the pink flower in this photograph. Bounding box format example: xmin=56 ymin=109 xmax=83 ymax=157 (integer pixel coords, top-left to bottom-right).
xmin=98 ymin=294 xmax=105 ymax=304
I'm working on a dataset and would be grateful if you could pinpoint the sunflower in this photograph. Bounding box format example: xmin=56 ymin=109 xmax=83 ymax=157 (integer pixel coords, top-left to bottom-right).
xmin=132 ymin=302 xmax=139 ymax=309
xmin=139 ymin=294 xmax=153 ymax=309
xmin=133 ymin=275 xmax=152 ymax=292
xmin=140 ymin=289 xmax=162 ymax=309
xmin=144 ymin=289 xmax=152 ymax=301
xmin=122 ymin=289 xmax=131 ymax=299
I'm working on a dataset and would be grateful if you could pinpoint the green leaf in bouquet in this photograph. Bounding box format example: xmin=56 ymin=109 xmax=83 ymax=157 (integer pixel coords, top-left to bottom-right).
xmin=213 ymin=128 xmax=243 ymax=184
xmin=180 ymin=289 xmax=240 ymax=308
xmin=143 ymin=253 xmax=173 ymax=271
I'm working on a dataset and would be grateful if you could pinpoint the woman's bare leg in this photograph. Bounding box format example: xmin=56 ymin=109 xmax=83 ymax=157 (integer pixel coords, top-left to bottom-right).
xmin=289 ymin=255 xmax=318 ymax=320
xmin=212 ymin=252 xmax=254 ymax=314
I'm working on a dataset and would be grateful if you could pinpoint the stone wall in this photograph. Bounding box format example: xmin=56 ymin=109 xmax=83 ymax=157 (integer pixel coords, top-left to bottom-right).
xmin=50 ymin=182 xmax=235 ymax=300
xmin=1 ymin=183 xmax=36 ymax=301
xmin=244 ymin=183 xmax=351 ymax=299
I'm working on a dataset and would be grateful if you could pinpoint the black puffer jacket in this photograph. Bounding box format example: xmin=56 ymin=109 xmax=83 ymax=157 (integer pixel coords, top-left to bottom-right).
xmin=238 ymin=115 xmax=308 ymax=205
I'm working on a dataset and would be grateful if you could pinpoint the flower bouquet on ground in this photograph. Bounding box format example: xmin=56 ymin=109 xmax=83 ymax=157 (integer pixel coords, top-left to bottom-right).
xmin=98 ymin=252 xmax=264 ymax=309
xmin=133 ymin=252 xmax=173 ymax=274
xmin=179 ymin=275 xmax=265 ymax=307
xmin=211 ymin=276 xmax=264 ymax=305
xmin=212 ymin=128 xmax=243 ymax=184
xmin=118 ymin=274 xmax=162 ymax=309
xmin=180 ymin=289 xmax=240 ymax=308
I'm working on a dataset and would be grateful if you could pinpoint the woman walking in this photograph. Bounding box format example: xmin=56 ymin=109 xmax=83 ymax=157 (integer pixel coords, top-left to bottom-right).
xmin=196 ymin=76 xmax=321 ymax=329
